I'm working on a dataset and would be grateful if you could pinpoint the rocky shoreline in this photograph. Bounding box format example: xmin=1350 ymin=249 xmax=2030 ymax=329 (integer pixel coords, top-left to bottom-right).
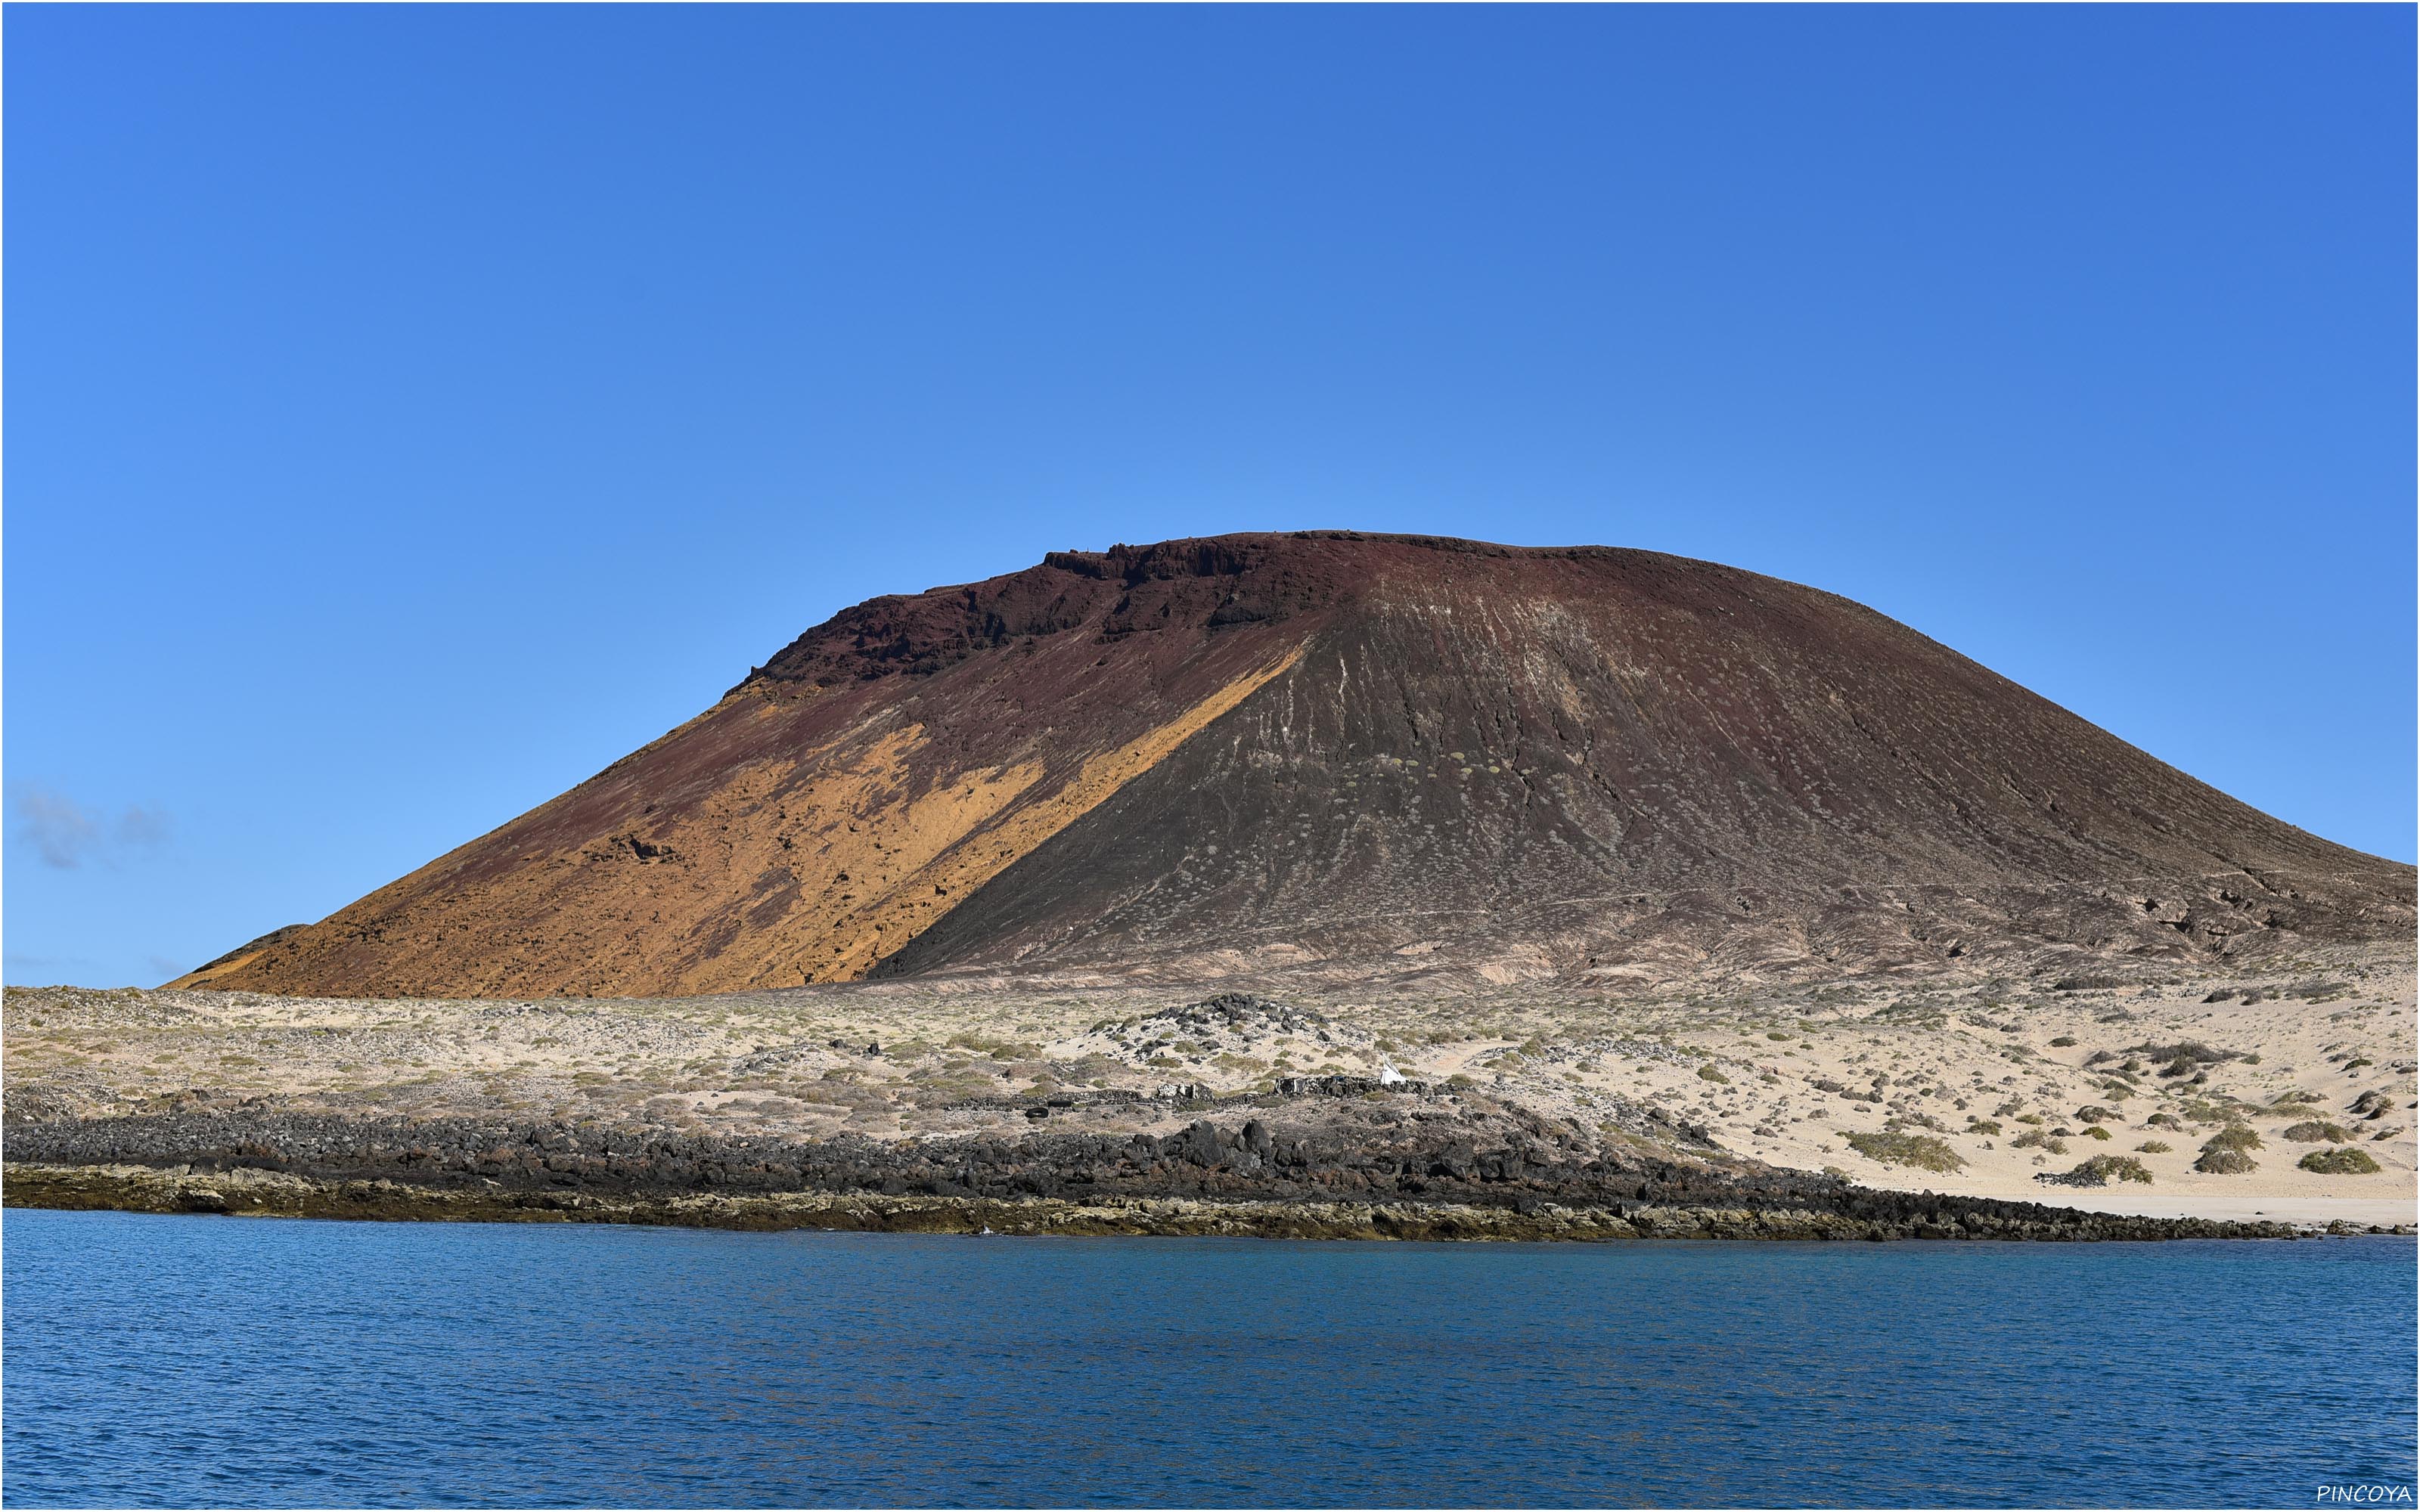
xmin=5 ymin=1109 xmax=2400 ymax=1241
xmin=11 ymin=1160 xmax=2366 ymax=1241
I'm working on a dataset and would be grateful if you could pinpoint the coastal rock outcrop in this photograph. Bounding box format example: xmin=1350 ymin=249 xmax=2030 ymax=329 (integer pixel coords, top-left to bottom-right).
xmin=8 ymin=1109 xmax=2400 ymax=1241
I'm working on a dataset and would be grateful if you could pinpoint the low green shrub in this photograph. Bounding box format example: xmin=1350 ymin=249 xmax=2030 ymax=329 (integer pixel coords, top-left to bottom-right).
xmin=2054 ymin=1154 xmax=2153 ymax=1186
xmin=2135 ymin=1040 xmax=2239 ymax=1067
xmin=1697 ymin=1064 xmax=1730 ymax=1084
xmin=2204 ymin=1124 xmax=2263 ymax=1152
xmin=1838 ymin=1129 xmax=1965 ymax=1173
xmin=2281 ymin=1121 xmax=2353 ymax=1144
xmin=2193 ymin=1147 xmax=2257 ymax=1175
xmin=2049 ymin=1035 xmax=2077 ymax=1048
xmin=1966 ymin=1119 xmax=2004 ymax=1136
xmin=2298 ymin=1147 xmax=2381 ymax=1176
xmin=2082 ymin=1126 xmax=2112 ymax=1142
xmin=2136 ymin=1139 xmax=2173 ymax=1154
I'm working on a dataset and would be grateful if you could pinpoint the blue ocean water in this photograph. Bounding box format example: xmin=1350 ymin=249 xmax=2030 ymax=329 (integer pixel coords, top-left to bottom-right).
xmin=2 ymin=1210 xmax=2412 ymax=1508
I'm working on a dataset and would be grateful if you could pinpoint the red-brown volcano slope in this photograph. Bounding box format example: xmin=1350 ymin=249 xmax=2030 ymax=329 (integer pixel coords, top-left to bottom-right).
xmin=176 ymin=533 xmax=2413 ymax=997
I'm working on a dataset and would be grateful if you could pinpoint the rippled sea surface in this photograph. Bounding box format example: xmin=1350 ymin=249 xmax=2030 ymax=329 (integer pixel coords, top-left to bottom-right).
xmin=4 ymin=1210 xmax=2412 ymax=1507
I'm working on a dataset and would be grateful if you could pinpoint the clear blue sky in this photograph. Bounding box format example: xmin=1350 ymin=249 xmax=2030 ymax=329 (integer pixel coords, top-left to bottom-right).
xmin=7 ymin=5 xmax=2412 ymax=987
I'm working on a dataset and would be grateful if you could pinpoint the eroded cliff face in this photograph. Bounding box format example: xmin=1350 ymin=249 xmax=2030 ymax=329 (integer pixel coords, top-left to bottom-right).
xmin=178 ymin=532 xmax=2413 ymax=998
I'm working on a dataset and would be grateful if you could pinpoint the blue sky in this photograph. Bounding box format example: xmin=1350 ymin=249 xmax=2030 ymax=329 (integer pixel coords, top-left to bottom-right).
xmin=7 ymin=5 xmax=2412 ymax=987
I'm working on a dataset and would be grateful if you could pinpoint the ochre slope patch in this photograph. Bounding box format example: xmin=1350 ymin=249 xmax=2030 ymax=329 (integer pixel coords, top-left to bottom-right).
xmin=190 ymin=548 xmax=1322 ymax=999
xmin=786 ymin=646 xmax=1302 ymax=984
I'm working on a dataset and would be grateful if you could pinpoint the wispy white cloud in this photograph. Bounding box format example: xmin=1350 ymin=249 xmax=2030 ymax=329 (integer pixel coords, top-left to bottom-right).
xmin=14 ymin=785 xmax=100 ymax=867
xmin=11 ymin=783 xmax=174 ymax=869
xmin=118 ymin=805 xmax=175 ymax=849
xmin=5 ymin=950 xmax=100 ymax=974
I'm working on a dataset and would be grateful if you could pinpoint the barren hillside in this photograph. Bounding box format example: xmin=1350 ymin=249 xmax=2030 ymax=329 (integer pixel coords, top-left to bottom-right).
xmin=175 ymin=532 xmax=2413 ymax=999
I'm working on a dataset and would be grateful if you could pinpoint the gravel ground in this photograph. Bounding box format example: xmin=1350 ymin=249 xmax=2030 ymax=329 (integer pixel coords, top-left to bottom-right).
xmin=6 ymin=942 xmax=2412 ymax=1213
